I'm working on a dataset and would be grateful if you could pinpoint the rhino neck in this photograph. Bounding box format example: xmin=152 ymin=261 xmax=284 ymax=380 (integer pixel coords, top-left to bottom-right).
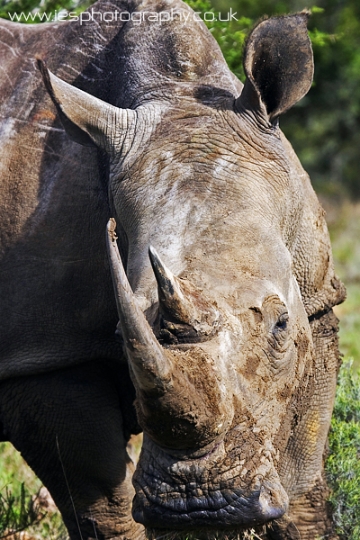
xmin=106 ymin=0 xmax=242 ymax=109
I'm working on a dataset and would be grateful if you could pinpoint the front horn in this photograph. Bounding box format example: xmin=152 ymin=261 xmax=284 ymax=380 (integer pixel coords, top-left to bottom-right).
xmin=107 ymin=220 xmax=232 ymax=449
xmin=106 ymin=219 xmax=172 ymax=394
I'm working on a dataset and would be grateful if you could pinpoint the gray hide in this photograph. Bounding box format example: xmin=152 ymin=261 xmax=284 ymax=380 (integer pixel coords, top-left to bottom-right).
xmin=0 ymin=1 xmax=345 ymax=539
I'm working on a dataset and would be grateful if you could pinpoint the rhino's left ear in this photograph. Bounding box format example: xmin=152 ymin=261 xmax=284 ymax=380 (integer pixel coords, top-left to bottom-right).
xmin=37 ymin=59 xmax=136 ymax=154
xmin=236 ymin=13 xmax=314 ymax=125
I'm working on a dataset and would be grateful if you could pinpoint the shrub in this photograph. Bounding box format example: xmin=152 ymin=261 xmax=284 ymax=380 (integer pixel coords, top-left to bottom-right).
xmin=326 ymin=359 xmax=360 ymax=540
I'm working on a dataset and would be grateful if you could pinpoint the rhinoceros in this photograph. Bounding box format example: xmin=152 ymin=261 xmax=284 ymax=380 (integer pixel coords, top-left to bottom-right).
xmin=0 ymin=0 xmax=345 ymax=539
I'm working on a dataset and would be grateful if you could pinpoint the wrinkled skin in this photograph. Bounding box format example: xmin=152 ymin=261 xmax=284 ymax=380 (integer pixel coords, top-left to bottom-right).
xmin=0 ymin=1 xmax=345 ymax=539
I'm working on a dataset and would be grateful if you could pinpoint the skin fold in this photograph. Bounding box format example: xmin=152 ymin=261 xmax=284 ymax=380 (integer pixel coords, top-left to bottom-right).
xmin=0 ymin=0 xmax=345 ymax=538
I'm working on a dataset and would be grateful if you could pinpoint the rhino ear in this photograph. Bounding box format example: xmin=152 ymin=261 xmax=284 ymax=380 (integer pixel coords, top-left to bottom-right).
xmin=37 ymin=59 xmax=136 ymax=153
xmin=236 ymin=13 xmax=314 ymax=125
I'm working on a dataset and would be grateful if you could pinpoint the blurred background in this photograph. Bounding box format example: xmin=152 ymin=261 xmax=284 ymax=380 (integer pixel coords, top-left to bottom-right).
xmin=0 ymin=0 xmax=359 ymax=537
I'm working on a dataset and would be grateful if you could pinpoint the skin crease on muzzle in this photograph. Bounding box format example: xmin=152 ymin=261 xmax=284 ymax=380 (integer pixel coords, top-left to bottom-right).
xmin=132 ymin=435 xmax=289 ymax=529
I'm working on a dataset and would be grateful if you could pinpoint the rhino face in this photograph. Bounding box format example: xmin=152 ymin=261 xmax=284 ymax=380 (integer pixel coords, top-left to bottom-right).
xmin=106 ymin=219 xmax=312 ymax=529
xmin=39 ymin=5 xmax=315 ymax=532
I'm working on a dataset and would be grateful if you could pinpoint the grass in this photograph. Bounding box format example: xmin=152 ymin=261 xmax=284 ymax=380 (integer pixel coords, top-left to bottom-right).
xmin=0 ymin=483 xmax=39 ymax=537
xmin=0 ymin=202 xmax=359 ymax=539
xmin=0 ymin=443 xmax=68 ymax=539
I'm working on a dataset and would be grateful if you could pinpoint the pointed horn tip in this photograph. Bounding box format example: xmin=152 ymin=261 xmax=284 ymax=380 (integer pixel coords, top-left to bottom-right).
xmin=148 ymin=246 xmax=170 ymax=279
xmin=148 ymin=245 xmax=158 ymax=260
xmin=107 ymin=218 xmax=117 ymax=241
xmin=35 ymin=57 xmax=61 ymax=108
xmin=148 ymin=245 xmax=163 ymax=271
xmin=36 ymin=56 xmax=50 ymax=85
xmin=35 ymin=55 xmax=45 ymax=69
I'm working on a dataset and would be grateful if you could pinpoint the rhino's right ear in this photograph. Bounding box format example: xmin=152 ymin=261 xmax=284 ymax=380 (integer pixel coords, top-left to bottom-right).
xmin=236 ymin=13 xmax=314 ymax=126
xmin=37 ymin=59 xmax=136 ymax=153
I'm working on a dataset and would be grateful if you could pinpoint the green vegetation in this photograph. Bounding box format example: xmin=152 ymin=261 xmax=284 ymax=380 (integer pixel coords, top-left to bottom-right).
xmin=0 ymin=443 xmax=68 ymax=539
xmin=0 ymin=483 xmax=39 ymax=537
xmin=326 ymin=360 xmax=360 ymax=540
xmin=0 ymin=0 xmax=90 ymax=22
xmin=327 ymin=202 xmax=360 ymax=370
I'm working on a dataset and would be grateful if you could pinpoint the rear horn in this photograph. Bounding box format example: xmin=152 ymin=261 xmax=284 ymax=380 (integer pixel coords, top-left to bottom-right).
xmin=149 ymin=245 xmax=222 ymax=342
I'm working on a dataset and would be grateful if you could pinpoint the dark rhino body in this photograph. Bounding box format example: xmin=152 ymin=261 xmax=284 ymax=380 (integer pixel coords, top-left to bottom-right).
xmin=0 ymin=1 xmax=345 ymax=539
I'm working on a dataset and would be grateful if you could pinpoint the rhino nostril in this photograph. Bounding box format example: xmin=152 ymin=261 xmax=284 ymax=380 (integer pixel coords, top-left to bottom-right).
xmin=159 ymin=318 xmax=202 ymax=344
xmin=258 ymin=483 xmax=289 ymax=520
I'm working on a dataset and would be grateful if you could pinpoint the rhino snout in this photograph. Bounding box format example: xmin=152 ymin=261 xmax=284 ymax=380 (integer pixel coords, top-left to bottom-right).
xmin=132 ymin=436 xmax=289 ymax=530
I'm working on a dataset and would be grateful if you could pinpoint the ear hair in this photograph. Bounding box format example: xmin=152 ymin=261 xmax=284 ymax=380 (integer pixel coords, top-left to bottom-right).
xmin=236 ymin=13 xmax=313 ymax=125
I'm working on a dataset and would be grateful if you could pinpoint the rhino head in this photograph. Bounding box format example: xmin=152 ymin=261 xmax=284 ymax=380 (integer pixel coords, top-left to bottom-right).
xmin=38 ymin=3 xmax=338 ymax=535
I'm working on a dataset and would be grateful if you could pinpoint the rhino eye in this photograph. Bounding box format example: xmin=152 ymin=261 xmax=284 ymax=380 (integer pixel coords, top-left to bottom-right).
xmin=269 ymin=312 xmax=290 ymax=352
xmin=274 ymin=312 xmax=289 ymax=333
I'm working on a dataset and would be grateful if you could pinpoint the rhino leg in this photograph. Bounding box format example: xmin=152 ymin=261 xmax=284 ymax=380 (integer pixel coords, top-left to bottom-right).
xmin=0 ymin=361 xmax=144 ymax=540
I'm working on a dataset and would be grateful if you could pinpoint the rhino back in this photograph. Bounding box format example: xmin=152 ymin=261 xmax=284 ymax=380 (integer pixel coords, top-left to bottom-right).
xmin=0 ymin=6 xmax=130 ymax=378
xmin=105 ymin=0 xmax=242 ymax=108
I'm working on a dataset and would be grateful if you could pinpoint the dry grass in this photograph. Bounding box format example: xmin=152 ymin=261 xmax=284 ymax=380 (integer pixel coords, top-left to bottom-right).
xmin=145 ymin=529 xmax=264 ymax=540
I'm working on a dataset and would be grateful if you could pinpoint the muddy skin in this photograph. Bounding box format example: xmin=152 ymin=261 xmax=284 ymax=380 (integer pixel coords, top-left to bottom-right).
xmin=127 ymin=281 xmax=311 ymax=533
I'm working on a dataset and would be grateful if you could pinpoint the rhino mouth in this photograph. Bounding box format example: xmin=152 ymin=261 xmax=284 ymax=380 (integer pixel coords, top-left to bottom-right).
xmin=133 ymin=480 xmax=287 ymax=529
xmin=132 ymin=436 xmax=288 ymax=530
